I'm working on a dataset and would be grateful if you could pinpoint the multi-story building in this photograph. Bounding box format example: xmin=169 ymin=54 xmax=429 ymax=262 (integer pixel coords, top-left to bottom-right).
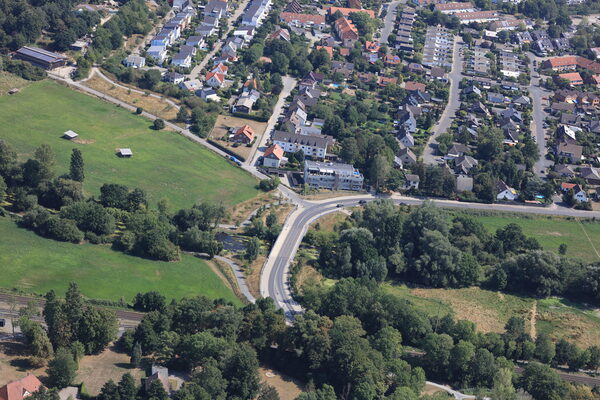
xmin=304 ymin=161 xmax=364 ymax=191
xmin=272 ymin=131 xmax=332 ymax=159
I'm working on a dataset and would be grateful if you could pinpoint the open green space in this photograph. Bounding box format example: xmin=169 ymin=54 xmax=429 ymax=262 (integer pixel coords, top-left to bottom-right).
xmin=0 ymin=216 xmax=241 ymax=305
xmin=450 ymin=211 xmax=600 ymax=263
xmin=0 ymin=79 xmax=259 ymax=209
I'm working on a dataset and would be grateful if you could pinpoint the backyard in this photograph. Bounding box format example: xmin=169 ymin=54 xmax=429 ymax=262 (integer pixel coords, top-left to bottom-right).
xmin=0 ymin=79 xmax=259 ymax=210
xmin=0 ymin=216 xmax=241 ymax=305
xmin=209 ymin=114 xmax=267 ymax=161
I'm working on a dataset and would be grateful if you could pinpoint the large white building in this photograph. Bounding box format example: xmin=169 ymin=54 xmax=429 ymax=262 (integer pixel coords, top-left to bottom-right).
xmin=272 ymin=130 xmax=331 ymax=159
xmin=304 ymin=161 xmax=364 ymax=191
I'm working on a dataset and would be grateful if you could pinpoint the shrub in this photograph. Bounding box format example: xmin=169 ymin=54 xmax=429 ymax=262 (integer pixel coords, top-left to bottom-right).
xmin=135 ymin=107 xmax=143 ymax=114
xmin=153 ymin=118 xmax=165 ymax=130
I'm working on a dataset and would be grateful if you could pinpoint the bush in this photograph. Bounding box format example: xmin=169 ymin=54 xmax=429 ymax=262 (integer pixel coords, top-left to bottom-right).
xmin=153 ymin=119 xmax=165 ymax=130
xmin=258 ymin=177 xmax=280 ymax=192
xmin=45 ymin=216 xmax=84 ymax=243
xmin=135 ymin=107 xmax=143 ymax=114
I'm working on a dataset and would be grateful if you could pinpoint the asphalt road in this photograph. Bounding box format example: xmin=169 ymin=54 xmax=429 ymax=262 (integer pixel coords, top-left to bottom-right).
xmin=422 ymin=36 xmax=463 ymax=164
xmin=527 ymin=53 xmax=554 ymax=177
xmin=247 ymin=76 xmax=298 ymax=167
xmin=379 ymin=0 xmax=402 ymax=45
xmin=261 ymin=194 xmax=600 ymax=321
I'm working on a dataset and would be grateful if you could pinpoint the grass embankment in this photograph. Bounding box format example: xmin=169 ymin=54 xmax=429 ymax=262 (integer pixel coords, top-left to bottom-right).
xmin=0 ymin=217 xmax=241 ymax=305
xmin=0 ymin=79 xmax=259 ymax=209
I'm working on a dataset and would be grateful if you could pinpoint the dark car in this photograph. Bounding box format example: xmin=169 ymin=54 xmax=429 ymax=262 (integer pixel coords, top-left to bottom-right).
xmin=336 ymin=204 xmax=344 ymax=208
xmin=358 ymin=200 xmax=367 ymax=205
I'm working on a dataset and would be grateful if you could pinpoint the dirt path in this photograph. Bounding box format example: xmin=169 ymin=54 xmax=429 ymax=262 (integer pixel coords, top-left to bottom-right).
xmin=530 ymin=300 xmax=537 ymax=340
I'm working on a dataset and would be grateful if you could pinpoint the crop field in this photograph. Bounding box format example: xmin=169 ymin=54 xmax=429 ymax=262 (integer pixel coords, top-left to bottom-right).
xmin=0 ymin=79 xmax=259 ymax=210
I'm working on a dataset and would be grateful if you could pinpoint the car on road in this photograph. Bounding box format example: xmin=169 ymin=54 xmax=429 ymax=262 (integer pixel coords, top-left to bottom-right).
xmin=358 ymin=200 xmax=367 ymax=205
xmin=336 ymin=204 xmax=343 ymax=208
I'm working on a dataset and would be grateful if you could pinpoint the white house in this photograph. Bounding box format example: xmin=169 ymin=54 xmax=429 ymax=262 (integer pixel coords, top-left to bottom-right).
xmin=272 ymin=130 xmax=330 ymax=159
xmin=496 ymin=180 xmax=518 ymax=201
xmin=205 ymin=71 xmax=225 ymax=88
xmin=262 ymin=144 xmax=284 ymax=168
xmin=147 ymin=45 xmax=168 ymax=63
xmin=123 ymin=55 xmax=146 ymax=68
xmin=179 ymin=79 xmax=202 ymax=91
xmin=404 ymin=174 xmax=420 ymax=189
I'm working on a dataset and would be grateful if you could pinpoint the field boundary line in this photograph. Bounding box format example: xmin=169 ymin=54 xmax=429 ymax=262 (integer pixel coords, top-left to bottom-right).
xmin=578 ymin=220 xmax=600 ymax=259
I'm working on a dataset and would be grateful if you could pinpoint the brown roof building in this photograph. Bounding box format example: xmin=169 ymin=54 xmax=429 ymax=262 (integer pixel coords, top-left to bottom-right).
xmin=327 ymin=6 xmax=375 ymax=18
xmin=0 ymin=375 xmax=43 ymax=400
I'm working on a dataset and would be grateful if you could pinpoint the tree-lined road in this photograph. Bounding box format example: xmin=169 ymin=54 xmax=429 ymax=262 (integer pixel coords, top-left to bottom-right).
xmin=423 ymin=36 xmax=464 ymax=164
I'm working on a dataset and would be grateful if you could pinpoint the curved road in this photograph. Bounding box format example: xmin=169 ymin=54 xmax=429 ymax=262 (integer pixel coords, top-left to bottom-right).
xmin=261 ymin=193 xmax=600 ymax=321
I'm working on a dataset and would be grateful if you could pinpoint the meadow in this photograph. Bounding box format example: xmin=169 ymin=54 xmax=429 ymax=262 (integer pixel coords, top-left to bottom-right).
xmin=0 ymin=216 xmax=241 ymax=305
xmin=0 ymin=79 xmax=259 ymax=210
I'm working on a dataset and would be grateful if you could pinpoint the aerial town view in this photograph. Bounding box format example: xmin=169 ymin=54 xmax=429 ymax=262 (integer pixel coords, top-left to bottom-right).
xmin=3 ymin=0 xmax=600 ymax=398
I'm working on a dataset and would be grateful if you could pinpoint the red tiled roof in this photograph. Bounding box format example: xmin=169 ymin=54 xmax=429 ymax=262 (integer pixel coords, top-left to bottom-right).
xmin=327 ymin=6 xmax=375 ymax=18
xmin=316 ymin=45 xmax=333 ymax=58
xmin=559 ymin=72 xmax=583 ymax=84
xmin=334 ymin=17 xmax=358 ymax=40
xmin=339 ymin=48 xmax=350 ymax=56
xmin=545 ymin=56 xmax=600 ymax=73
xmin=264 ymin=144 xmax=284 ymax=159
xmin=0 ymin=375 xmax=43 ymax=400
xmin=206 ymin=71 xmax=225 ymax=83
xmin=365 ymin=41 xmax=379 ymax=52
xmin=235 ymin=125 xmax=255 ymax=140
xmin=404 ymin=81 xmax=426 ymax=92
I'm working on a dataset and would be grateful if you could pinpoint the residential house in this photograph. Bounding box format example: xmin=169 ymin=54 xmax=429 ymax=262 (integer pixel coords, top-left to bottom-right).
xmin=242 ymin=0 xmax=271 ymax=27
xmin=554 ymin=164 xmax=576 ymax=178
xmin=233 ymin=90 xmax=260 ymax=113
xmin=179 ymin=79 xmax=202 ymax=91
xmin=327 ymin=6 xmax=375 ymax=18
xmin=447 ymin=143 xmax=470 ymax=159
xmin=263 ymin=144 xmax=285 ymax=167
xmin=200 ymin=87 xmax=220 ymax=102
xmin=455 ymin=10 xmax=499 ymax=24
xmin=454 ymin=155 xmax=478 ymax=174
xmin=186 ymin=36 xmax=206 ymax=48
xmin=147 ymin=45 xmax=168 ymax=63
xmin=556 ymin=140 xmax=583 ymax=163
xmin=234 ymin=26 xmax=256 ymax=42
xmin=580 ymin=167 xmax=600 ymax=185
xmin=204 ymin=0 xmax=228 ymax=19
xmin=487 ymin=92 xmax=506 ymax=104
xmin=496 ymin=180 xmax=518 ymax=201
xmin=172 ymin=47 xmax=195 ymax=68
xmin=304 ymin=160 xmax=364 ymax=191
xmin=280 ymin=12 xmax=326 ymax=30
xmin=512 ymin=95 xmax=530 ymax=106
xmin=404 ymin=174 xmax=420 ymax=189
xmin=164 ymin=72 xmax=185 ymax=84
xmin=397 ymin=109 xmax=417 ymax=134
xmin=205 ymin=71 xmax=225 ymax=88
xmin=123 ymin=55 xmax=145 ymax=68
xmin=269 ymin=28 xmax=291 ymax=42
xmin=398 ymin=131 xmax=415 ymax=148
xmin=146 ymin=366 xmax=170 ymax=393
xmin=232 ymin=125 xmax=255 ymax=144
xmin=557 ymin=72 xmax=584 ymax=86
xmin=0 ymin=375 xmax=43 ymax=400
xmin=404 ymin=81 xmax=426 ymax=93
xmin=397 ymin=147 xmax=417 ymax=165
xmin=334 ymin=17 xmax=359 ymax=48
xmin=434 ymin=1 xmax=474 ymax=13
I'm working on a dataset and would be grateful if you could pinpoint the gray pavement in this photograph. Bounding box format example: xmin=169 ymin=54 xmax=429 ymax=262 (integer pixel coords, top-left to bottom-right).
xmin=422 ymin=36 xmax=463 ymax=164
xmin=527 ymin=53 xmax=554 ymax=177
xmin=379 ymin=0 xmax=402 ymax=45
xmin=248 ymin=76 xmax=297 ymax=167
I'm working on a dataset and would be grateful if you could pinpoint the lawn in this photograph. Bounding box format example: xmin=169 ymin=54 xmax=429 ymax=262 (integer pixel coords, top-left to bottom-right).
xmin=0 ymin=216 xmax=241 ymax=305
xmin=0 ymin=79 xmax=259 ymax=210
xmin=457 ymin=212 xmax=600 ymax=263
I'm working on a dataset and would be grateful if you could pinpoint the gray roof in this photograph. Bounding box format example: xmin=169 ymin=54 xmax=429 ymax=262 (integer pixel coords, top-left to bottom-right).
xmin=272 ymin=131 xmax=330 ymax=149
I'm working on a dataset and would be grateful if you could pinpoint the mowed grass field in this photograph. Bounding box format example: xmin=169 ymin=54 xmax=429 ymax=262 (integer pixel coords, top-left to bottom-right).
xmin=0 ymin=79 xmax=259 ymax=209
xmin=462 ymin=213 xmax=600 ymax=263
xmin=0 ymin=216 xmax=241 ymax=305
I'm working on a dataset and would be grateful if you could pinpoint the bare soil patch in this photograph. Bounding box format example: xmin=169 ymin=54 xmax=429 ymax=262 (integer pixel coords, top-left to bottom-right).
xmin=0 ymin=339 xmax=46 ymax=386
xmin=83 ymin=75 xmax=179 ymax=122
xmin=223 ymin=192 xmax=276 ymax=225
xmin=77 ymin=345 xmax=144 ymax=395
xmin=209 ymin=115 xmax=267 ymax=161
xmin=259 ymin=366 xmax=304 ymax=400
xmin=72 ymin=138 xmax=96 ymax=145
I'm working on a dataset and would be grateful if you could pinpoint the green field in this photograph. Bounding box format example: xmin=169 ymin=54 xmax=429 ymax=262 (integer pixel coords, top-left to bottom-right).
xmin=458 ymin=212 xmax=600 ymax=263
xmin=0 ymin=80 xmax=259 ymax=209
xmin=0 ymin=216 xmax=241 ymax=305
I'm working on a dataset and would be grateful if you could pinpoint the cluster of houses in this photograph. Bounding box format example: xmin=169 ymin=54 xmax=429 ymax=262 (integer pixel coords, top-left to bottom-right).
xmin=394 ymin=6 xmax=415 ymax=54
xmin=429 ymin=1 xmax=499 ymax=24
xmin=145 ymin=2 xmax=198 ymax=66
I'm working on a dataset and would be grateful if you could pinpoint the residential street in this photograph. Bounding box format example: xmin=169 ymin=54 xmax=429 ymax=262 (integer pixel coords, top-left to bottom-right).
xmin=527 ymin=53 xmax=554 ymax=177
xmin=186 ymin=0 xmax=252 ymax=79
xmin=422 ymin=35 xmax=463 ymax=164
xmin=379 ymin=0 xmax=402 ymax=45
xmin=247 ymin=76 xmax=297 ymax=166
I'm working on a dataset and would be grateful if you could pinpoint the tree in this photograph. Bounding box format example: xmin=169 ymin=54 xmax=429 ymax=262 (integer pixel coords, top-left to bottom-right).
xmin=177 ymin=107 xmax=188 ymax=122
xmin=423 ymin=333 xmax=454 ymax=378
xmin=470 ymin=348 xmax=496 ymax=387
xmin=450 ymin=340 xmax=475 ymax=384
xmin=245 ymin=237 xmax=260 ymax=261
xmin=98 ymin=379 xmax=120 ymax=400
xmin=33 ymin=144 xmax=55 ymax=181
xmin=491 ymin=368 xmax=517 ymax=400
xmin=295 ymin=385 xmax=336 ymax=400
xmin=0 ymin=175 xmax=6 ymax=202
xmin=69 ymin=148 xmax=84 ymax=182
xmin=0 ymin=140 xmax=18 ymax=178
xmin=29 ymin=388 xmax=60 ymax=400
xmin=369 ymin=154 xmax=390 ymax=191
xmin=534 ymin=334 xmax=556 ymax=364
xmin=146 ymin=379 xmax=168 ymax=400
xmin=44 ymin=290 xmax=72 ymax=350
xmin=19 ymin=317 xmax=54 ymax=359
xmin=257 ymin=384 xmax=280 ymax=400
xmin=47 ymin=348 xmax=78 ymax=389
xmin=519 ymin=362 xmax=566 ymax=400
xmin=131 ymin=341 xmax=142 ymax=367
xmin=141 ymin=69 xmax=161 ymax=90
xmin=222 ymin=344 xmax=260 ymax=399
xmin=136 ymin=107 xmax=143 ymax=114
xmin=259 ymin=178 xmax=279 ymax=191
xmin=118 ymin=373 xmax=138 ymax=400
xmin=153 ymin=119 xmax=165 ymax=130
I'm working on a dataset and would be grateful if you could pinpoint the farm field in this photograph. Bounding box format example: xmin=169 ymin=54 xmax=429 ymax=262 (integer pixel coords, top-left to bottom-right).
xmin=0 ymin=216 xmax=241 ymax=305
xmin=0 ymin=79 xmax=259 ymax=209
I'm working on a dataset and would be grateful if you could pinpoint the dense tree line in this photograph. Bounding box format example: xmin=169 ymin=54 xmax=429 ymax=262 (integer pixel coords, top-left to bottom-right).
xmin=307 ymin=200 xmax=600 ymax=305
xmin=0 ymin=0 xmax=100 ymax=51
xmin=0 ymin=140 xmax=224 ymax=261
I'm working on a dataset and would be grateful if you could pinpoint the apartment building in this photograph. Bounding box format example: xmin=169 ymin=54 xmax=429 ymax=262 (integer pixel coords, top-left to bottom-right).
xmin=304 ymin=161 xmax=364 ymax=191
